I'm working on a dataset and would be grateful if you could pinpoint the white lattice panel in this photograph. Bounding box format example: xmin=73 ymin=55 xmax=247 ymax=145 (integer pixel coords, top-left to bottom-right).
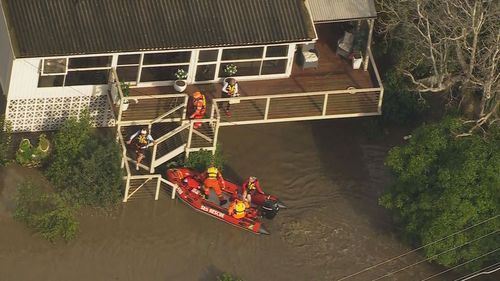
xmin=7 ymin=96 xmax=116 ymax=132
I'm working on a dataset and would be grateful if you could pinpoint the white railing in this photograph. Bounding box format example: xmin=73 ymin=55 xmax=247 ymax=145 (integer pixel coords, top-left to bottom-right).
xmin=210 ymin=87 xmax=382 ymax=126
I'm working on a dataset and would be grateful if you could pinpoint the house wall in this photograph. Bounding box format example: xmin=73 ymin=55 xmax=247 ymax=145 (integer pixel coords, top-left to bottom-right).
xmin=5 ymin=42 xmax=307 ymax=132
xmin=0 ymin=1 xmax=14 ymax=96
xmin=6 ymin=58 xmax=113 ymax=132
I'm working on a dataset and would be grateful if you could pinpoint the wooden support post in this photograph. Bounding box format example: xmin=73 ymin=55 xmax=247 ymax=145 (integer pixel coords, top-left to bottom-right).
xmin=123 ymin=177 xmax=131 ymax=202
xmin=182 ymin=95 xmax=189 ymax=120
xmin=185 ymin=122 xmax=194 ymax=159
xmin=363 ymin=19 xmax=374 ymax=71
xmin=171 ymin=184 xmax=177 ymax=199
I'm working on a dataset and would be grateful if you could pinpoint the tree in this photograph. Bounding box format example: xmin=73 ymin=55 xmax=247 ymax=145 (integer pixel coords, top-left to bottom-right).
xmin=380 ymin=117 xmax=500 ymax=269
xmin=14 ymin=181 xmax=78 ymax=242
xmin=376 ymin=0 xmax=499 ymax=124
xmin=46 ymin=113 xmax=123 ymax=207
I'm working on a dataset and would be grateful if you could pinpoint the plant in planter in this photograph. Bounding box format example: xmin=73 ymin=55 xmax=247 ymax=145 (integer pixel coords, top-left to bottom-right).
xmin=223 ymin=64 xmax=238 ymax=78
xmin=120 ymin=82 xmax=131 ymax=111
xmin=16 ymin=138 xmax=34 ymax=166
xmin=15 ymin=134 xmax=51 ymax=167
xmin=174 ymin=68 xmax=188 ymax=92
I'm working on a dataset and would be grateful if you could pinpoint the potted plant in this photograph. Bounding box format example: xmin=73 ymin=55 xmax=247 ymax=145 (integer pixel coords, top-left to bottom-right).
xmin=351 ymin=50 xmax=363 ymax=69
xmin=174 ymin=68 xmax=188 ymax=92
xmin=120 ymin=82 xmax=130 ymax=111
xmin=223 ymin=64 xmax=238 ymax=81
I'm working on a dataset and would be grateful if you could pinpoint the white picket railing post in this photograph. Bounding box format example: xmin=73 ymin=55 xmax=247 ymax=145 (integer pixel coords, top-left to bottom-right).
xmin=322 ymin=93 xmax=329 ymax=116
xmin=264 ymin=97 xmax=271 ymax=120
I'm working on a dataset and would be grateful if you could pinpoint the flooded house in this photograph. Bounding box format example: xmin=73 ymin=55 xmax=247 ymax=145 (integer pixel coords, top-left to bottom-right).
xmin=0 ymin=0 xmax=383 ymax=200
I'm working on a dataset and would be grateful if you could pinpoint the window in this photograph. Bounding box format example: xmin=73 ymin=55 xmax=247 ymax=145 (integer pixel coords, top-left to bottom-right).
xmin=222 ymin=47 xmax=264 ymax=60
xmin=42 ymin=58 xmax=67 ymax=74
xmin=143 ymin=51 xmax=191 ymax=65
xmin=219 ymin=61 xmax=261 ymax=77
xmin=261 ymin=59 xmax=287 ymax=75
xmin=266 ymin=45 xmax=288 ymax=57
xmin=195 ymin=64 xmax=216 ymax=81
xmin=117 ymin=54 xmax=141 ymax=83
xmin=65 ymin=70 xmax=109 ymax=86
xmin=38 ymin=75 xmax=64 ymax=87
xmin=38 ymin=55 xmax=112 ymax=87
xmin=68 ymin=56 xmax=111 ymax=68
xmin=140 ymin=65 xmax=190 ymax=82
xmin=118 ymin=54 xmax=141 ymax=65
xmin=198 ymin=50 xmax=219 ymax=62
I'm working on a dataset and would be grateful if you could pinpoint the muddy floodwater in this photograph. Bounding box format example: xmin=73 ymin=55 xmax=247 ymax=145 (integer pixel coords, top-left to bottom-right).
xmin=0 ymin=119 xmax=480 ymax=280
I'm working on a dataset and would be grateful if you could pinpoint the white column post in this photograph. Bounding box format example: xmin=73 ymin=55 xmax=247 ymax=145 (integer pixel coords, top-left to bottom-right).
xmin=363 ymin=19 xmax=374 ymax=71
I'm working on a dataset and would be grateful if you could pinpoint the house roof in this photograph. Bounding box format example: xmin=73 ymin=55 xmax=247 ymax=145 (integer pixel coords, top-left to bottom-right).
xmin=308 ymin=0 xmax=376 ymax=23
xmin=2 ymin=0 xmax=316 ymax=58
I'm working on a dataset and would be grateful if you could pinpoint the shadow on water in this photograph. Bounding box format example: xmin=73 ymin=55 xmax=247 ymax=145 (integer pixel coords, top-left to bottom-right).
xmin=310 ymin=117 xmax=403 ymax=234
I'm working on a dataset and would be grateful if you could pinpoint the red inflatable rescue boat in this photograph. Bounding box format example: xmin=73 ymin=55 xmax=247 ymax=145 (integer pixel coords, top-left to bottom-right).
xmin=165 ymin=167 xmax=286 ymax=235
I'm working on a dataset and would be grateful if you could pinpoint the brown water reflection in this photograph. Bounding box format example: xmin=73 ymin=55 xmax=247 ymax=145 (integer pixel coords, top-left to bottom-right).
xmin=0 ymin=118 xmax=469 ymax=281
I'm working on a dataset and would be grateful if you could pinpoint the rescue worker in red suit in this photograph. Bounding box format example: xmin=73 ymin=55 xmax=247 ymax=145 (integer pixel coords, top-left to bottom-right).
xmin=242 ymin=176 xmax=265 ymax=203
xmin=228 ymin=197 xmax=250 ymax=219
xmin=203 ymin=165 xmax=228 ymax=206
xmin=190 ymin=91 xmax=206 ymax=129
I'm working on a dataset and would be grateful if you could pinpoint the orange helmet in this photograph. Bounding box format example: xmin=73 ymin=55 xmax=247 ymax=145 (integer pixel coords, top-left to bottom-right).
xmin=193 ymin=91 xmax=202 ymax=99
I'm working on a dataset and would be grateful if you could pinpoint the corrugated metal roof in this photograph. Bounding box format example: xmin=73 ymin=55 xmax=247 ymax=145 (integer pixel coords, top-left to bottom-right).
xmin=308 ymin=0 xmax=376 ymax=23
xmin=2 ymin=0 xmax=316 ymax=58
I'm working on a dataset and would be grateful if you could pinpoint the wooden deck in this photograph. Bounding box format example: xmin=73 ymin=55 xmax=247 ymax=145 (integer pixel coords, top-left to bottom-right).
xmin=119 ymin=23 xmax=382 ymax=125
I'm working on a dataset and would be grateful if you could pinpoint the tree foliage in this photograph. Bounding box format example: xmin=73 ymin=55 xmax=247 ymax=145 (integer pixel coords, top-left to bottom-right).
xmin=14 ymin=181 xmax=78 ymax=242
xmin=182 ymin=146 xmax=224 ymax=172
xmin=46 ymin=113 xmax=123 ymax=207
xmin=376 ymin=0 xmax=499 ymax=120
xmin=381 ymin=69 xmax=429 ymax=125
xmin=217 ymin=272 xmax=243 ymax=281
xmin=380 ymin=117 xmax=500 ymax=269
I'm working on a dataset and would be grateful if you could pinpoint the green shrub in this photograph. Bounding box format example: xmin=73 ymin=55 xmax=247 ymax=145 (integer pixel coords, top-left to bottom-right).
xmin=381 ymin=70 xmax=428 ymax=126
xmin=380 ymin=117 xmax=500 ymax=269
xmin=217 ymin=272 xmax=243 ymax=281
xmin=46 ymin=113 xmax=123 ymax=207
xmin=15 ymin=134 xmax=51 ymax=167
xmin=15 ymin=138 xmax=34 ymax=166
xmin=0 ymin=115 xmax=13 ymax=166
xmin=183 ymin=146 xmax=224 ymax=172
xmin=14 ymin=181 xmax=78 ymax=242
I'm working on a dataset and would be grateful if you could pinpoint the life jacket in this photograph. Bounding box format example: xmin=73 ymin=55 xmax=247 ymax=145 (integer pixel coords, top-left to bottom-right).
xmin=248 ymin=181 xmax=257 ymax=190
xmin=233 ymin=200 xmax=247 ymax=219
xmin=135 ymin=134 xmax=149 ymax=149
xmin=226 ymin=84 xmax=237 ymax=96
xmin=207 ymin=166 xmax=218 ymax=179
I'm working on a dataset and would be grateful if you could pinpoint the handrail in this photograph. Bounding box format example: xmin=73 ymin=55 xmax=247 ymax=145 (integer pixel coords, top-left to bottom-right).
xmin=213 ymin=86 xmax=382 ymax=102
xmin=116 ymin=124 xmax=132 ymax=202
xmin=160 ymin=177 xmax=178 ymax=199
xmin=151 ymin=103 xmax=186 ymax=124
xmin=124 ymin=93 xmax=187 ymax=100
xmin=155 ymin=122 xmax=191 ymax=143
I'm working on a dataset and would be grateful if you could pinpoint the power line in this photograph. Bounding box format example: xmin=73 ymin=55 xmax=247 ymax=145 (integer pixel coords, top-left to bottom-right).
xmin=455 ymin=261 xmax=500 ymax=281
xmin=336 ymin=214 xmax=500 ymax=280
xmin=371 ymin=229 xmax=499 ymax=281
xmin=421 ymin=248 xmax=500 ymax=281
